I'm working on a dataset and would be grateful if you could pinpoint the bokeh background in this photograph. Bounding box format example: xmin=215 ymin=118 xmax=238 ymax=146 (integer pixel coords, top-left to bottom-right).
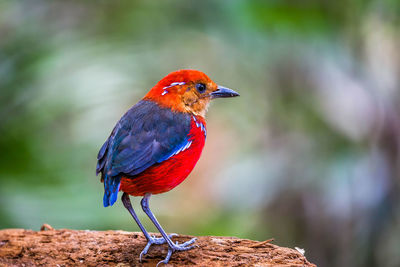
xmin=1 ymin=1 xmax=400 ymax=266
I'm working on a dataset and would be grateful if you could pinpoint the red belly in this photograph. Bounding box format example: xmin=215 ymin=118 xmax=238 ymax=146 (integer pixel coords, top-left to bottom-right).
xmin=120 ymin=117 xmax=206 ymax=196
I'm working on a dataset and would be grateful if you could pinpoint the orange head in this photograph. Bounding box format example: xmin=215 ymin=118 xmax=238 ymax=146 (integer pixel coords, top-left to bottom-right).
xmin=144 ymin=70 xmax=239 ymax=117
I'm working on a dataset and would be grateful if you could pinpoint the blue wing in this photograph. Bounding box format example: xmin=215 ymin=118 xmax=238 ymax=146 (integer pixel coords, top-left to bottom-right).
xmin=96 ymin=100 xmax=192 ymax=207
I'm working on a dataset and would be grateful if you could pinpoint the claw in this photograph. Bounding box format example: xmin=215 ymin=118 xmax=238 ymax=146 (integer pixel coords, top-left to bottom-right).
xmin=139 ymin=243 xmax=151 ymax=262
xmin=156 ymin=237 xmax=198 ymax=265
xmin=139 ymin=234 xmax=177 ymax=262
xmin=156 ymin=249 xmax=173 ymax=267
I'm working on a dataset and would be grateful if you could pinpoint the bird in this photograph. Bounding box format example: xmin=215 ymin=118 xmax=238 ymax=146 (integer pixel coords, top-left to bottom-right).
xmin=96 ymin=69 xmax=239 ymax=265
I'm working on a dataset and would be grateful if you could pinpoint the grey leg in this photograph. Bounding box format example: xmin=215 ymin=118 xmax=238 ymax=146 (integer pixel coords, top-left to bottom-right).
xmin=140 ymin=193 xmax=197 ymax=266
xmin=121 ymin=193 xmax=177 ymax=262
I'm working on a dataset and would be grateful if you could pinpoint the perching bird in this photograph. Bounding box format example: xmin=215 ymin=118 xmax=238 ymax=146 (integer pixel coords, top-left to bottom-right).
xmin=96 ymin=69 xmax=239 ymax=265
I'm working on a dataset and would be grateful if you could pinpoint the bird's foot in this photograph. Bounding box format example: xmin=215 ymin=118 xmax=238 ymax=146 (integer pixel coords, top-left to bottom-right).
xmin=156 ymin=237 xmax=197 ymax=266
xmin=139 ymin=233 xmax=178 ymax=262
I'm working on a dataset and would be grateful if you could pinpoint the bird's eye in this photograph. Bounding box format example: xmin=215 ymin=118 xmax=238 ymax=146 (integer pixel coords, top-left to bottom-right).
xmin=195 ymin=83 xmax=206 ymax=94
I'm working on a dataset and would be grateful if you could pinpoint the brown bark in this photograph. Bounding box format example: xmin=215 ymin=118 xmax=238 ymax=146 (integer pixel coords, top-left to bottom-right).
xmin=0 ymin=225 xmax=316 ymax=266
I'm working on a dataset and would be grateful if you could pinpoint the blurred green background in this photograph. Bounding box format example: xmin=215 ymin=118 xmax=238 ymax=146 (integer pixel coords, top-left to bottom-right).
xmin=1 ymin=1 xmax=400 ymax=266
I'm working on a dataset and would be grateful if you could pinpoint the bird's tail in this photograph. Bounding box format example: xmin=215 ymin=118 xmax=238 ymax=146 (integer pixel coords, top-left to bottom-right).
xmin=103 ymin=175 xmax=121 ymax=207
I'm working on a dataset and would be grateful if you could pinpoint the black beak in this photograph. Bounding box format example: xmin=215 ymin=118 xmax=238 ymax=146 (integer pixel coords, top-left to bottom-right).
xmin=210 ymin=86 xmax=240 ymax=99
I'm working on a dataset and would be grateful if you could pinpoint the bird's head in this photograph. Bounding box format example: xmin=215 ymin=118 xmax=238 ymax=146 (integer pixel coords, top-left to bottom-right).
xmin=144 ymin=70 xmax=239 ymax=117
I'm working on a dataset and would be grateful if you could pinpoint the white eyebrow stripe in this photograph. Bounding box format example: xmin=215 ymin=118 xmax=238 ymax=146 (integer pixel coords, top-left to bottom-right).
xmin=171 ymin=82 xmax=185 ymax=86
xmin=161 ymin=90 xmax=168 ymax=95
xmin=163 ymin=82 xmax=186 ymax=89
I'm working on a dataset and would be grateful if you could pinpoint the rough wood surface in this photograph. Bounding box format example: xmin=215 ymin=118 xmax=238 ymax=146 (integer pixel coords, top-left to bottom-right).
xmin=0 ymin=226 xmax=316 ymax=266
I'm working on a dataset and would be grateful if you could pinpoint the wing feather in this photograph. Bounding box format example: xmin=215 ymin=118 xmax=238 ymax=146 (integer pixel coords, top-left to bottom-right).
xmin=96 ymin=100 xmax=192 ymax=206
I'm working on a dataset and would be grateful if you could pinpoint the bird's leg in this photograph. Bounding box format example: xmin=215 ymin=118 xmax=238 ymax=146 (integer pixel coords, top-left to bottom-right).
xmin=121 ymin=193 xmax=151 ymax=240
xmin=141 ymin=193 xmax=197 ymax=266
xmin=121 ymin=193 xmax=177 ymax=262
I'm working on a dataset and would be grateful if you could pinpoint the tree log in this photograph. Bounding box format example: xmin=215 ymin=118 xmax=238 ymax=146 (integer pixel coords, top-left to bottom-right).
xmin=0 ymin=225 xmax=316 ymax=266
